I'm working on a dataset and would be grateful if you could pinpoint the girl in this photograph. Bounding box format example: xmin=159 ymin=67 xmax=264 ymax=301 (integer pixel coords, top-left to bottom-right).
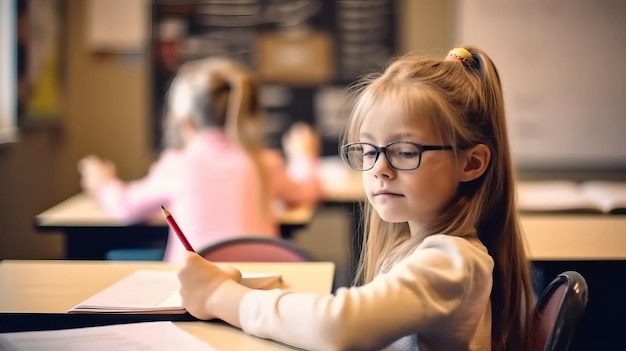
xmin=78 ymin=57 xmax=321 ymax=263
xmin=177 ymin=47 xmax=535 ymax=350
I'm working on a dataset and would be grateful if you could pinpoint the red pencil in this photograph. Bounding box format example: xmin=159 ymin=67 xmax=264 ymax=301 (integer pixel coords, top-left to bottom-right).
xmin=161 ymin=205 xmax=195 ymax=252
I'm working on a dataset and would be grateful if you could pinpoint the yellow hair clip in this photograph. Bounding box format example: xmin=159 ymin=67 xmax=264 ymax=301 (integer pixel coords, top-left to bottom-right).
xmin=446 ymin=48 xmax=472 ymax=63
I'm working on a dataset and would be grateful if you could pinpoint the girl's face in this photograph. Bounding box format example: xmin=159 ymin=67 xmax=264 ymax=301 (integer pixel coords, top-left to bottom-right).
xmin=359 ymin=112 xmax=462 ymax=235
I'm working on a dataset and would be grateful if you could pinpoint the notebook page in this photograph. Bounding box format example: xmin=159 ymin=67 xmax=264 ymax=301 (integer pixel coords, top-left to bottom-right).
xmin=0 ymin=321 xmax=215 ymax=351
xmin=69 ymin=269 xmax=283 ymax=313
xmin=70 ymin=270 xmax=183 ymax=312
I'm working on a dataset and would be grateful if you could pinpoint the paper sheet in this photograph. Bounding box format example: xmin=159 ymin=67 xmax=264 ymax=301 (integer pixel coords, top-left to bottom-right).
xmin=0 ymin=321 xmax=215 ymax=351
xmin=69 ymin=269 xmax=184 ymax=313
xmin=69 ymin=269 xmax=282 ymax=313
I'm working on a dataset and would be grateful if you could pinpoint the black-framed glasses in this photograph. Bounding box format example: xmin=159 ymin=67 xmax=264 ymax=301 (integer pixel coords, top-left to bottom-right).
xmin=341 ymin=142 xmax=454 ymax=171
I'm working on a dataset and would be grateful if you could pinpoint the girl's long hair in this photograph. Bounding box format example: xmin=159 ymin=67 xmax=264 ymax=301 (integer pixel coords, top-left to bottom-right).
xmin=342 ymin=48 xmax=534 ymax=351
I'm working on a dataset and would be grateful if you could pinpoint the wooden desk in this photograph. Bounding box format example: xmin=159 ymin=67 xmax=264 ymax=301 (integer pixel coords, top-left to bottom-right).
xmin=520 ymin=215 xmax=626 ymax=260
xmin=35 ymin=193 xmax=315 ymax=259
xmin=0 ymin=260 xmax=335 ymax=350
xmin=36 ymin=193 xmax=315 ymax=228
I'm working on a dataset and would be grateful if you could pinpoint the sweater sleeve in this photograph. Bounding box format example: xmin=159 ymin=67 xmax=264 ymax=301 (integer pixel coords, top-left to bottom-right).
xmin=239 ymin=235 xmax=494 ymax=351
xmin=93 ymin=151 xmax=180 ymax=223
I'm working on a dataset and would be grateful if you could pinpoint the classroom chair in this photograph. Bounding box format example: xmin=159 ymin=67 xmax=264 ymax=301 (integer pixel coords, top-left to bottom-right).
xmin=531 ymin=271 xmax=588 ymax=351
xmin=198 ymin=237 xmax=314 ymax=262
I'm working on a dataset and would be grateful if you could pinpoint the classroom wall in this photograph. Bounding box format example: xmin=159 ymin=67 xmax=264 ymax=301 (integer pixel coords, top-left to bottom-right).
xmin=0 ymin=0 xmax=452 ymax=260
xmin=454 ymin=0 xmax=626 ymax=172
xmin=0 ymin=0 xmax=154 ymax=259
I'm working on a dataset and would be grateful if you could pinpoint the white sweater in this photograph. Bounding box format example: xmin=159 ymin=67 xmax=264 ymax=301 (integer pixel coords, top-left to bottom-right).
xmin=239 ymin=234 xmax=494 ymax=351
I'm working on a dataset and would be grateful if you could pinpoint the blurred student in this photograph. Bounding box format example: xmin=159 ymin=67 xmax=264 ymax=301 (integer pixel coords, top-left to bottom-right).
xmin=78 ymin=57 xmax=322 ymax=263
xmin=177 ymin=47 xmax=535 ymax=351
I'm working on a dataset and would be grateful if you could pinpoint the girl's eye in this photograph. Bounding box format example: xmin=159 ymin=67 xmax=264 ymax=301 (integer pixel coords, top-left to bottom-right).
xmin=389 ymin=143 xmax=420 ymax=159
xmin=359 ymin=144 xmax=377 ymax=157
xmin=363 ymin=150 xmax=378 ymax=158
xmin=398 ymin=151 xmax=419 ymax=158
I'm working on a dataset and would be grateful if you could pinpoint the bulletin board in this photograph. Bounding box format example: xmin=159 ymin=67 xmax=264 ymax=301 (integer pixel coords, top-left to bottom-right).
xmin=16 ymin=0 xmax=65 ymax=126
xmin=150 ymin=0 xmax=399 ymax=155
xmin=455 ymin=0 xmax=626 ymax=171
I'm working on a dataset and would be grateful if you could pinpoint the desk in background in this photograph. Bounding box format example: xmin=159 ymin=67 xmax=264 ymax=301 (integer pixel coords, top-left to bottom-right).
xmin=35 ymin=193 xmax=315 ymax=259
xmin=0 ymin=260 xmax=335 ymax=350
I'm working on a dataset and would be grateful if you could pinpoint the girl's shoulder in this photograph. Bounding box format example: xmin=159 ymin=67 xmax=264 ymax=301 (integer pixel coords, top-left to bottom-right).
xmin=160 ymin=148 xmax=185 ymax=161
xmin=149 ymin=148 xmax=186 ymax=172
xmin=412 ymin=234 xmax=494 ymax=271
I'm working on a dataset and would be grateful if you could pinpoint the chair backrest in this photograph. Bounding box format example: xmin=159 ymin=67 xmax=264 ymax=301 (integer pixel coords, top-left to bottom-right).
xmin=198 ymin=237 xmax=314 ymax=262
xmin=532 ymin=271 xmax=588 ymax=351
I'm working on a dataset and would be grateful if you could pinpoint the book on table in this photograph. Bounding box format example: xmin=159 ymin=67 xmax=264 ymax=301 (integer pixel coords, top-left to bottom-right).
xmin=516 ymin=180 xmax=626 ymax=214
xmin=68 ymin=269 xmax=282 ymax=314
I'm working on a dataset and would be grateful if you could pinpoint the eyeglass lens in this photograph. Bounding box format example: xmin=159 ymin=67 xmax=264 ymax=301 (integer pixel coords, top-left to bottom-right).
xmin=346 ymin=143 xmax=421 ymax=170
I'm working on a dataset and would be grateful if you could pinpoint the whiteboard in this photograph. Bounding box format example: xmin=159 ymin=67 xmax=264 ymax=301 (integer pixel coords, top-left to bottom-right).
xmin=454 ymin=0 xmax=626 ymax=170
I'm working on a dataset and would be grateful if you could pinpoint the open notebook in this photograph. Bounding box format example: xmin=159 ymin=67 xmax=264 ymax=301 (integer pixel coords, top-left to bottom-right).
xmin=517 ymin=180 xmax=626 ymax=214
xmin=68 ymin=269 xmax=282 ymax=314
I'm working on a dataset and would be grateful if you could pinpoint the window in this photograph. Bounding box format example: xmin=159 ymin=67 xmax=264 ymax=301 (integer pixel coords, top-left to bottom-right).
xmin=0 ymin=0 xmax=17 ymax=143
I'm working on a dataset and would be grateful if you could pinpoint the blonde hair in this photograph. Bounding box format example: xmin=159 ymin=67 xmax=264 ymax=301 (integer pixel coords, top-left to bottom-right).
xmin=342 ymin=47 xmax=534 ymax=351
xmin=163 ymin=57 xmax=269 ymax=215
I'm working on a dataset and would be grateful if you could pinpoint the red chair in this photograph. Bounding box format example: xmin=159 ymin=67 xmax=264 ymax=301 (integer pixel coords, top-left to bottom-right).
xmin=532 ymin=271 xmax=588 ymax=351
xmin=197 ymin=237 xmax=314 ymax=262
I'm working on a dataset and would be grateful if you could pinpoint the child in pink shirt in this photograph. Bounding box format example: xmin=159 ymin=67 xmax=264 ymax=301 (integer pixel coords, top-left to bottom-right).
xmin=78 ymin=58 xmax=322 ymax=263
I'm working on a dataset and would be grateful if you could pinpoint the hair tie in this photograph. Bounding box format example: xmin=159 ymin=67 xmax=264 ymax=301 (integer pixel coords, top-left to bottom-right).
xmin=446 ymin=48 xmax=472 ymax=63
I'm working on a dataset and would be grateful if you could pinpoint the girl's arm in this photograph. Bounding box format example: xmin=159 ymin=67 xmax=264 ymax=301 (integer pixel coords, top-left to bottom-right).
xmin=268 ymin=123 xmax=323 ymax=206
xmin=80 ymin=151 xmax=180 ymax=223
xmin=264 ymin=150 xmax=323 ymax=206
xmin=179 ymin=235 xmax=494 ymax=351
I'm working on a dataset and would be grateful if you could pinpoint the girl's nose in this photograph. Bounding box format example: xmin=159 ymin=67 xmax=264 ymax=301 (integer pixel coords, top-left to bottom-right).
xmin=371 ymin=153 xmax=396 ymax=179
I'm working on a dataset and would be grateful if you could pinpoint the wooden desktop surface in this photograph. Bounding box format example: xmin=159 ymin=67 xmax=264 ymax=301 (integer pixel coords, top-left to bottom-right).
xmin=175 ymin=321 xmax=300 ymax=351
xmin=35 ymin=193 xmax=315 ymax=227
xmin=521 ymin=215 xmax=626 ymax=260
xmin=0 ymin=260 xmax=335 ymax=350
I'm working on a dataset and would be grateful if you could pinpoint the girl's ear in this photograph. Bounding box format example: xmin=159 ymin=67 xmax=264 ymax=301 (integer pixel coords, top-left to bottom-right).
xmin=458 ymin=144 xmax=491 ymax=182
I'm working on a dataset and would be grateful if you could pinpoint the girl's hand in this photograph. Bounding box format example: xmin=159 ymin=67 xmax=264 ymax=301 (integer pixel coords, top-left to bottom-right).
xmin=282 ymin=123 xmax=320 ymax=159
xmin=177 ymin=252 xmax=243 ymax=320
xmin=77 ymin=155 xmax=117 ymax=193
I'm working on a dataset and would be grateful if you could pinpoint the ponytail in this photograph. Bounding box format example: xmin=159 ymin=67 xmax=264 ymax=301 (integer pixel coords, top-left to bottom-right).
xmin=223 ymin=65 xmax=270 ymax=218
xmin=461 ymin=47 xmax=535 ymax=351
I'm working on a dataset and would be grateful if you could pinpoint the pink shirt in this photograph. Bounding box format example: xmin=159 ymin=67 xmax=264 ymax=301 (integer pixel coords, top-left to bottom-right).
xmin=93 ymin=130 xmax=322 ymax=263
